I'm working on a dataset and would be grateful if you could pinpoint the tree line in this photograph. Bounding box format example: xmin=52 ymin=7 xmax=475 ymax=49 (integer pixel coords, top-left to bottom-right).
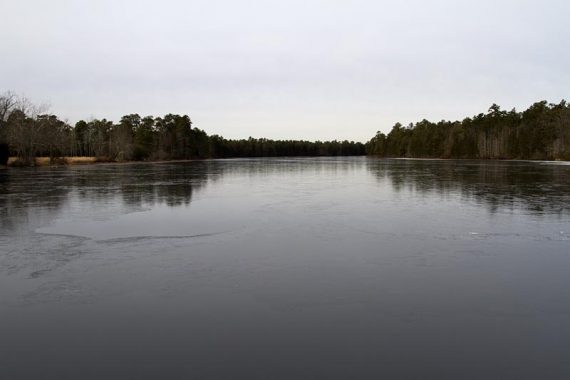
xmin=0 ymin=92 xmax=364 ymax=166
xmin=366 ymin=101 xmax=570 ymax=160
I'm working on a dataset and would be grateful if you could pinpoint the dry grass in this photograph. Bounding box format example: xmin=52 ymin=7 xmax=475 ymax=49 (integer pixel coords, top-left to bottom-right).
xmin=35 ymin=157 xmax=52 ymax=166
xmin=64 ymin=157 xmax=98 ymax=165
xmin=8 ymin=156 xmax=99 ymax=166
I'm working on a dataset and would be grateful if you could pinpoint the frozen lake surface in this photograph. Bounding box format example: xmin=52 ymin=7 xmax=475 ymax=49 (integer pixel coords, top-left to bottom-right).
xmin=1 ymin=157 xmax=570 ymax=379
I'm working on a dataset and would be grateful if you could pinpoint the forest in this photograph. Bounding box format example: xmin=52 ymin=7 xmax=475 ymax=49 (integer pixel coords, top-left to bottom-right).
xmin=366 ymin=101 xmax=570 ymax=160
xmin=3 ymin=92 xmax=570 ymax=166
xmin=0 ymin=92 xmax=365 ymax=166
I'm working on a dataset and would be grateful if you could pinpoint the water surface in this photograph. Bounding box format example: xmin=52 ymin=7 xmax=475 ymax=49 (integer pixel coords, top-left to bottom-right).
xmin=1 ymin=158 xmax=570 ymax=379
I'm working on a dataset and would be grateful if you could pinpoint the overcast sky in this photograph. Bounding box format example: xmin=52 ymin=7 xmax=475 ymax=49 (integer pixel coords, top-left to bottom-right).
xmin=1 ymin=0 xmax=569 ymax=141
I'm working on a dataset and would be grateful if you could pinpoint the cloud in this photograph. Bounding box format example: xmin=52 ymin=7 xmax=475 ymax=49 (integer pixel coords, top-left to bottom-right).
xmin=1 ymin=0 xmax=569 ymax=141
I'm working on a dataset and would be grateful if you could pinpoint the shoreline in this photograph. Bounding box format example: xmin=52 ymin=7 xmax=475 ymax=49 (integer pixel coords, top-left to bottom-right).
xmin=3 ymin=155 xmax=569 ymax=168
xmin=4 ymin=155 xmax=368 ymax=168
xmin=4 ymin=156 xmax=212 ymax=168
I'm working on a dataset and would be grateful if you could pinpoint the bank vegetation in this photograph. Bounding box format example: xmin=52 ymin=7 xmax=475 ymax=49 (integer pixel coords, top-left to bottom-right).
xmin=366 ymin=101 xmax=570 ymax=160
xmin=0 ymin=91 xmax=365 ymax=166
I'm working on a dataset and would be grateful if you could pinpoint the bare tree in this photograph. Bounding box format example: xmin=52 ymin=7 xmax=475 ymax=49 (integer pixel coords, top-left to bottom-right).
xmin=4 ymin=94 xmax=50 ymax=164
xmin=0 ymin=92 xmax=18 ymax=165
xmin=0 ymin=91 xmax=17 ymax=122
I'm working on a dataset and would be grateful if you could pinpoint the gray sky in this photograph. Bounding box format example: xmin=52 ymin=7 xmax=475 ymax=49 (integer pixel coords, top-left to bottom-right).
xmin=1 ymin=0 xmax=569 ymax=142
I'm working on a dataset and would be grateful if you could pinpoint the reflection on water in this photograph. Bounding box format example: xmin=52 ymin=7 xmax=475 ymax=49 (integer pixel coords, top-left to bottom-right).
xmin=2 ymin=158 xmax=569 ymax=234
xmin=368 ymin=159 xmax=570 ymax=215
xmin=0 ymin=163 xmax=211 ymax=233
xmin=1 ymin=158 xmax=570 ymax=379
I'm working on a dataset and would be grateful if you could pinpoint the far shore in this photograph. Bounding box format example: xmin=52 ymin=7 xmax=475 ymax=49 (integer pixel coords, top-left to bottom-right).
xmin=2 ymin=156 xmax=569 ymax=169
xmin=4 ymin=156 xmax=208 ymax=167
xmin=4 ymin=156 xmax=365 ymax=168
xmin=7 ymin=157 xmax=99 ymax=167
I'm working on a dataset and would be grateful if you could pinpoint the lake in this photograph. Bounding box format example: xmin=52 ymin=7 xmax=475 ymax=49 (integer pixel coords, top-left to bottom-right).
xmin=1 ymin=157 xmax=570 ymax=379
